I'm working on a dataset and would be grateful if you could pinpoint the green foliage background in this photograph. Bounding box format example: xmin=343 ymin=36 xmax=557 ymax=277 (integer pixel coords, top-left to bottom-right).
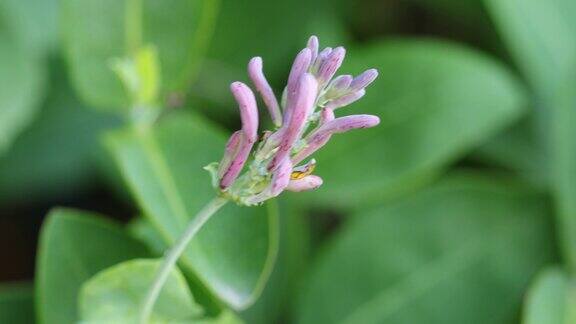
xmin=0 ymin=0 xmax=574 ymax=323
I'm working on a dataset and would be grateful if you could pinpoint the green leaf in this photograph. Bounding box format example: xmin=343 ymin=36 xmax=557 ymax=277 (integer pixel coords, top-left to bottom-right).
xmin=308 ymin=39 xmax=527 ymax=207
xmin=61 ymin=0 xmax=219 ymax=109
xmin=484 ymin=0 xmax=576 ymax=269
xmin=80 ymin=259 xmax=203 ymax=323
xmin=0 ymin=0 xmax=58 ymax=54
xmin=551 ymin=69 xmax=576 ymax=271
xmin=240 ymin=197 xmax=311 ymax=324
xmin=296 ymin=172 xmax=555 ymax=324
xmin=0 ymin=283 xmax=34 ymax=324
xmin=36 ymin=208 xmax=150 ymax=324
xmin=0 ymin=29 xmax=45 ymax=155
xmin=484 ymin=0 xmax=576 ymax=97
xmin=522 ymin=267 xmax=576 ymax=324
xmin=473 ymin=117 xmax=547 ymax=189
xmin=0 ymin=59 xmax=120 ymax=204
xmin=106 ymin=112 xmax=279 ymax=309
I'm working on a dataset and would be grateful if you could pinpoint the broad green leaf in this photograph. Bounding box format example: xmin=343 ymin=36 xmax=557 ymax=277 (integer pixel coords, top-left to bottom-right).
xmin=0 ymin=29 xmax=45 ymax=155
xmin=0 ymin=59 xmax=120 ymax=203
xmin=0 ymin=0 xmax=58 ymax=54
xmin=473 ymin=117 xmax=547 ymax=189
xmin=0 ymin=283 xmax=34 ymax=324
xmin=484 ymin=0 xmax=576 ymax=97
xmin=62 ymin=0 xmax=219 ymax=109
xmin=550 ymin=69 xmax=576 ymax=271
xmin=484 ymin=0 xmax=576 ymax=269
xmin=308 ymin=39 xmax=526 ymax=207
xmin=106 ymin=112 xmax=279 ymax=309
xmin=296 ymin=172 xmax=555 ymax=324
xmin=80 ymin=259 xmax=203 ymax=323
xmin=240 ymin=197 xmax=311 ymax=324
xmin=522 ymin=267 xmax=576 ymax=324
xmin=36 ymin=208 xmax=149 ymax=324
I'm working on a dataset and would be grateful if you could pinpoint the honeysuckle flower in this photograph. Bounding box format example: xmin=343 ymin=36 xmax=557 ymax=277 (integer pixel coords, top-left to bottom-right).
xmin=205 ymin=36 xmax=381 ymax=206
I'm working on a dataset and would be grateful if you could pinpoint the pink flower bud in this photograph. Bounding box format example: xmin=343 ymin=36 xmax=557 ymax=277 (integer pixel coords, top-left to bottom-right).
xmin=311 ymin=47 xmax=332 ymax=74
xmin=317 ymin=47 xmax=346 ymax=87
xmin=248 ymin=57 xmax=282 ymax=127
xmin=318 ymin=114 xmax=380 ymax=135
xmin=230 ymin=82 xmax=258 ymax=141
xmin=292 ymin=113 xmax=379 ymax=165
xmin=307 ymin=35 xmax=319 ymax=66
xmin=269 ymin=74 xmax=318 ymax=171
xmin=350 ymin=69 xmax=378 ymax=92
xmin=329 ymin=75 xmax=353 ymax=92
xmin=325 ymin=89 xmax=365 ymax=110
xmin=217 ymin=130 xmax=241 ymax=179
xmin=284 ymin=48 xmax=312 ymax=123
xmin=291 ymin=109 xmax=334 ymax=165
xmin=219 ymin=132 xmax=253 ymax=189
xmin=287 ymin=175 xmax=323 ymax=192
xmin=218 ymin=82 xmax=259 ymax=189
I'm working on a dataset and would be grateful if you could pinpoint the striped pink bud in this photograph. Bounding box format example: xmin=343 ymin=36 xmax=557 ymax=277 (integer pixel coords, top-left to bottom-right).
xmin=307 ymin=35 xmax=319 ymax=66
xmin=317 ymin=47 xmax=346 ymax=87
xmin=269 ymin=74 xmax=318 ymax=171
xmin=248 ymin=57 xmax=282 ymax=127
xmin=325 ymin=90 xmax=365 ymax=110
xmin=292 ymin=114 xmax=379 ymax=165
xmin=350 ymin=69 xmax=379 ymax=92
xmin=287 ymin=175 xmax=323 ymax=192
xmin=218 ymin=82 xmax=259 ymax=189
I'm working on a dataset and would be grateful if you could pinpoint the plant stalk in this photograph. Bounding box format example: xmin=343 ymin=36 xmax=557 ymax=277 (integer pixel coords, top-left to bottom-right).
xmin=139 ymin=196 xmax=228 ymax=323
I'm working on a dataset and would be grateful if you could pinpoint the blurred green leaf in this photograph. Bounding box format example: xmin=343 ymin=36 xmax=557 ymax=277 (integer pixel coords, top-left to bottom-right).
xmin=308 ymin=39 xmax=527 ymax=207
xmin=240 ymin=197 xmax=311 ymax=324
xmin=0 ymin=60 xmax=120 ymax=204
xmin=0 ymin=29 xmax=45 ymax=155
xmin=61 ymin=0 xmax=219 ymax=109
xmin=484 ymin=0 xmax=576 ymax=98
xmin=80 ymin=259 xmax=203 ymax=323
xmin=106 ymin=112 xmax=279 ymax=310
xmin=36 ymin=208 xmax=150 ymax=324
xmin=473 ymin=117 xmax=547 ymax=188
xmin=296 ymin=172 xmax=555 ymax=324
xmin=550 ymin=69 xmax=576 ymax=271
xmin=0 ymin=0 xmax=58 ymax=54
xmin=484 ymin=0 xmax=576 ymax=270
xmin=522 ymin=267 xmax=576 ymax=324
xmin=0 ymin=283 xmax=34 ymax=324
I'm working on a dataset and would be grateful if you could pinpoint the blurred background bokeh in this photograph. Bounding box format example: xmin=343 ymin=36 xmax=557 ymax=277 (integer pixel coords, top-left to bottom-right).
xmin=0 ymin=0 xmax=575 ymax=323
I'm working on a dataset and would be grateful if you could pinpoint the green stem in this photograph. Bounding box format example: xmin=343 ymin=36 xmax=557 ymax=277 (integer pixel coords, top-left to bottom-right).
xmin=138 ymin=196 xmax=228 ymax=323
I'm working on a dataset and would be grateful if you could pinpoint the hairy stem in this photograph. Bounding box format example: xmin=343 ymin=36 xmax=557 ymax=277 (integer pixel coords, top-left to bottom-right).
xmin=139 ymin=196 xmax=228 ymax=323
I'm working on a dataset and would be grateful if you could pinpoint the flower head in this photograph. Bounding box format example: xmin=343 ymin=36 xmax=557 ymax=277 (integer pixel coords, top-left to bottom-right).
xmin=206 ymin=36 xmax=380 ymax=206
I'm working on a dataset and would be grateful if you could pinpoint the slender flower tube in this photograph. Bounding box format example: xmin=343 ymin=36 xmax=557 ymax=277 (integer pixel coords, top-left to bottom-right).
xmin=311 ymin=47 xmax=332 ymax=74
xmin=293 ymin=114 xmax=380 ymax=165
xmin=324 ymin=90 xmax=366 ymax=111
xmin=268 ymin=74 xmax=317 ymax=171
xmin=307 ymin=35 xmax=319 ymax=64
xmin=350 ymin=68 xmax=379 ymax=92
xmin=316 ymin=47 xmax=346 ymax=88
xmin=218 ymin=82 xmax=258 ymax=189
xmin=248 ymin=57 xmax=283 ymax=127
xmin=287 ymin=175 xmax=323 ymax=192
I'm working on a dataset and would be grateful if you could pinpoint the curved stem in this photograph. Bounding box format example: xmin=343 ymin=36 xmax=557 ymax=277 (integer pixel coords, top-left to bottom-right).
xmin=139 ymin=196 xmax=228 ymax=323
